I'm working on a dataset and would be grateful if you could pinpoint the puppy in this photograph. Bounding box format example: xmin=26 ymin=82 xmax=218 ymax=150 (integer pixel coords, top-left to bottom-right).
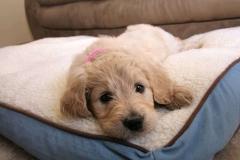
xmin=61 ymin=24 xmax=194 ymax=139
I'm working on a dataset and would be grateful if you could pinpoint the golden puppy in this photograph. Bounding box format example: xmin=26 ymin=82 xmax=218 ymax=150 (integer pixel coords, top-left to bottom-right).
xmin=61 ymin=24 xmax=194 ymax=139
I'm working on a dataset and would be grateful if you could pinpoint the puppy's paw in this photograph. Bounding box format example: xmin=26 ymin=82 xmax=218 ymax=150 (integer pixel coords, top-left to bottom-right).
xmin=166 ymin=86 xmax=193 ymax=110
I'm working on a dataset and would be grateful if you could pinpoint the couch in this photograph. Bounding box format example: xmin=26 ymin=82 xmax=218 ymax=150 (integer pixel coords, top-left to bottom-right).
xmin=26 ymin=0 xmax=240 ymax=39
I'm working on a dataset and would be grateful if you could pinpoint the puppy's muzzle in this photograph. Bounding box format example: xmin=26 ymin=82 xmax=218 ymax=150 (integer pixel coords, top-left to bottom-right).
xmin=123 ymin=114 xmax=143 ymax=131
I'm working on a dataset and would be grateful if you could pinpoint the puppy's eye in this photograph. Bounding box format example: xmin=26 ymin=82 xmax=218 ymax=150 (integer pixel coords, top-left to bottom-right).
xmin=135 ymin=84 xmax=145 ymax=93
xmin=100 ymin=92 xmax=113 ymax=103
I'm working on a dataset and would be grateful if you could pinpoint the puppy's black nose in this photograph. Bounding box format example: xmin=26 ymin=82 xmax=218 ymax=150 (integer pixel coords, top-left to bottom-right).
xmin=123 ymin=116 xmax=143 ymax=131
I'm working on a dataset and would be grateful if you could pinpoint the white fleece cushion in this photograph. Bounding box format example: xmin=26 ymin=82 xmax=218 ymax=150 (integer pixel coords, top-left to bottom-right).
xmin=0 ymin=27 xmax=240 ymax=151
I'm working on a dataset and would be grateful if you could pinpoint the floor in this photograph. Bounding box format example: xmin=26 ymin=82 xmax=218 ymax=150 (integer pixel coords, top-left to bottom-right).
xmin=0 ymin=135 xmax=37 ymax=160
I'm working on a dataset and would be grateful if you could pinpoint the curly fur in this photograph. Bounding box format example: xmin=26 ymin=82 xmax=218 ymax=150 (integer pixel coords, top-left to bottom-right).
xmin=61 ymin=24 xmax=194 ymax=139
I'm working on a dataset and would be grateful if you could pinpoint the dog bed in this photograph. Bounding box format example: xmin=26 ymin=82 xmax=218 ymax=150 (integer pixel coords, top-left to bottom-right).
xmin=0 ymin=27 xmax=240 ymax=159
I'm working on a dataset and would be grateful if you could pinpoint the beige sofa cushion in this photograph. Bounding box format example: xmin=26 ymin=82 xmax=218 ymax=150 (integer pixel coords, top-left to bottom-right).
xmin=37 ymin=0 xmax=240 ymax=30
xmin=26 ymin=0 xmax=240 ymax=39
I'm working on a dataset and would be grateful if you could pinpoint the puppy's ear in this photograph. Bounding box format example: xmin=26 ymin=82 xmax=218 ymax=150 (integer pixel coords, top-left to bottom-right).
xmin=143 ymin=62 xmax=174 ymax=105
xmin=61 ymin=68 xmax=92 ymax=117
xmin=143 ymin=61 xmax=193 ymax=109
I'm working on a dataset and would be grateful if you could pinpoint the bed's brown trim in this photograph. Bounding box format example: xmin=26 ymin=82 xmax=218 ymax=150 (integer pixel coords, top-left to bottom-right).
xmin=165 ymin=58 xmax=240 ymax=147
xmin=0 ymin=102 xmax=149 ymax=153
xmin=0 ymin=58 xmax=239 ymax=153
